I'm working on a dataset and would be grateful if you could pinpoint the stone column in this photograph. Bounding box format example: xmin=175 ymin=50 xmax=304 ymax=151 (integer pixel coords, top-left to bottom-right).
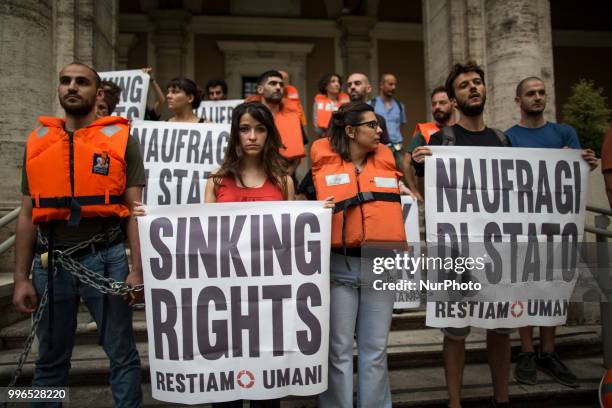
xmin=422 ymin=0 xmax=555 ymax=128
xmin=0 ymin=0 xmax=119 ymax=207
xmin=149 ymin=10 xmax=191 ymax=89
xmin=117 ymin=33 xmax=139 ymax=69
xmin=53 ymin=0 xmax=118 ymax=113
xmin=485 ymin=0 xmax=555 ymax=128
xmin=338 ymin=16 xmax=376 ymax=79
xmin=0 ymin=0 xmax=54 ymax=207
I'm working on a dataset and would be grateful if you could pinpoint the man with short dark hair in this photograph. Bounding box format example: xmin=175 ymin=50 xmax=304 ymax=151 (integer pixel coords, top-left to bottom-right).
xmin=370 ymin=73 xmax=408 ymax=169
xmin=403 ymin=86 xmax=456 ymax=200
xmin=13 ymin=62 xmax=144 ymax=406
xmin=245 ymin=70 xmax=306 ymax=175
xmin=413 ymin=61 xmax=512 ymax=408
xmin=206 ymin=79 xmax=228 ymax=100
xmin=507 ymin=76 xmax=597 ymax=388
xmin=97 ymin=80 xmax=122 ymax=117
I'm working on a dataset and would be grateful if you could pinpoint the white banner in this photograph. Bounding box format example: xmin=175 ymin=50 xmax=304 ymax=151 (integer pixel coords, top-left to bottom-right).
xmin=393 ymin=196 xmax=421 ymax=309
xmin=195 ymin=99 xmax=244 ymax=124
xmin=99 ymin=70 xmax=150 ymax=120
xmin=424 ymin=147 xmax=588 ymax=329
xmin=138 ymin=201 xmax=331 ymax=404
xmin=131 ymin=120 xmax=230 ymax=206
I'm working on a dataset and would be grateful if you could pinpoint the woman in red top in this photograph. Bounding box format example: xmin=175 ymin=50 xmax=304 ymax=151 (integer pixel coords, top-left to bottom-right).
xmin=206 ymin=102 xmax=292 ymax=408
xmin=205 ymin=102 xmax=294 ymax=203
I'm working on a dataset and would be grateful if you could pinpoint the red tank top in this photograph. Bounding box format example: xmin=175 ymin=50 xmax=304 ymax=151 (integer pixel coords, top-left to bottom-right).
xmin=215 ymin=176 xmax=284 ymax=202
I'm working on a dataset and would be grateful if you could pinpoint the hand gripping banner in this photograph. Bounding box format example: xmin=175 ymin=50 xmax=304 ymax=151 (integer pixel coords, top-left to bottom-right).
xmin=137 ymin=201 xmax=331 ymax=404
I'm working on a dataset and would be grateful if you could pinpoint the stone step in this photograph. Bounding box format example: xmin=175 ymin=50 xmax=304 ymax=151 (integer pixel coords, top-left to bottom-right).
xmin=0 ymin=309 xmax=427 ymax=349
xmin=0 ymin=310 xmax=149 ymax=350
xmin=0 ymin=325 xmax=601 ymax=386
xmin=0 ymin=272 xmax=14 ymax=299
xmin=15 ymin=357 xmax=602 ymax=407
xmin=0 ymin=272 xmax=29 ymax=333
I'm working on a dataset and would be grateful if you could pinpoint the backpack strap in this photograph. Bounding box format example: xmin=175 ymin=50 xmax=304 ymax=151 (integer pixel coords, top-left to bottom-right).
xmin=393 ymin=97 xmax=404 ymax=115
xmin=441 ymin=126 xmax=456 ymax=146
xmin=491 ymin=128 xmax=510 ymax=146
xmin=442 ymin=126 xmax=509 ymax=147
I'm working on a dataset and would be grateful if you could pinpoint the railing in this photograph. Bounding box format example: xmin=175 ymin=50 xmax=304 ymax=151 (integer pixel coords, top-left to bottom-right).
xmin=0 ymin=207 xmax=20 ymax=257
xmin=584 ymin=205 xmax=612 ymax=372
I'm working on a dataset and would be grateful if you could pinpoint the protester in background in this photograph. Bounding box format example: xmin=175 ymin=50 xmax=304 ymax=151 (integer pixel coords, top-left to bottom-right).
xmin=142 ymin=67 xmax=165 ymax=120
xmin=279 ymin=70 xmax=306 ymax=126
xmin=14 ymin=62 xmax=144 ymax=406
xmin=507 ymin=76 xmax=597 ymax=388
xmin=412 ymin=61 xmax=512 ymax=408
xmin=370 ymin=73 xmax=408 ymax=169
xmin=96 ymin=80 xmax=121 ymax=117
xmin=205 ymin=79 xmax=228 ymax=101
xmin=310 ymin=102 xmax=408 ymax=408
xmin=313 ymin=73 xmax=349 ymax=137
xmin=279 ymin=70 xmax=299 ymax=101
xmin=166 ymin=77 xmax=203 ymax=123
xmin=604 ymin=128 xmax=612 ymax=207
xmin=246 ymin=70 xmax=306 ymax=176
xmin=403 ymin=86 xmax=456 ymax=201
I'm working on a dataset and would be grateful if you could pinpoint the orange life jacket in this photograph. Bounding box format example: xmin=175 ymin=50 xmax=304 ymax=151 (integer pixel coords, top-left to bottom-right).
xmin=413 ymin=122 xmax=440 ymax=144
xmin=314 ymin=93 xmax=350 ymax=129
xmin=26 ymin=116 xmax=131 ymax=226
xmin=245 ymin=95 xmax=305 ymax=160
xmin=311 ymin=138 xmax=406 ymax=248
xmin=284 ymin=85 xmax=307 ymax=126
xmin=285 ymin=84 xmax=300 ymax=100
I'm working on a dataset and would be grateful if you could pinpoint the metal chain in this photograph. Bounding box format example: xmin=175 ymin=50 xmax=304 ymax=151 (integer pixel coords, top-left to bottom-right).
xmin=37 ymin=229 xmax=144 ymax=297
xmin=7 ymin=287 xmax=49 ymax=388
xmin=7 ymin=232 xmax=145 ymax=389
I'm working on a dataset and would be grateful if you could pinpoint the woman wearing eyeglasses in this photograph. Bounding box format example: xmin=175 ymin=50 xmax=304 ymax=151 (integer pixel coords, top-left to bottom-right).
xmin=310 ymin=102 xmax=410 ymax=407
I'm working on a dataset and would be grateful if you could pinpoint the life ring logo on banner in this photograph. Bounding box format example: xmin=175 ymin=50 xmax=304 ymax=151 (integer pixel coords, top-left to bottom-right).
xmin=237 ymin=370 xmax=255 ymax=388
xmin=511 ymin=301 xmax=524 ymax=318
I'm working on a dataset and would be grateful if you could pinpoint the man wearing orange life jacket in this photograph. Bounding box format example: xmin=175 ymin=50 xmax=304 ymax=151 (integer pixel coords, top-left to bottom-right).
xmin=279 ymin=70 xmax=307 ymax=126
xmin=311 ymin=102 xmax=411 ymax=408
xmin=403 ymin=85 xmax=456 ymax=200
xmin=13 ymin=62 xmax=144 ymax=406
xmin=245 ymin=70 xmax=307 ymax=176
xmin=313 ymin=73 xmax=350 ymax=137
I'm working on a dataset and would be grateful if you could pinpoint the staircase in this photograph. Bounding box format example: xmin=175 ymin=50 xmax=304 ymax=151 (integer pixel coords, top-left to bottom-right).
xmin=0 ymin=307 xmax=603 ymax=407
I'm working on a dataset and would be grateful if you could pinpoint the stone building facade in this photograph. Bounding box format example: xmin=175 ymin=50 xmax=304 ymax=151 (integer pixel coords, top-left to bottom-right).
xmin=1 ymin=0 xmax=611 ymax=208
